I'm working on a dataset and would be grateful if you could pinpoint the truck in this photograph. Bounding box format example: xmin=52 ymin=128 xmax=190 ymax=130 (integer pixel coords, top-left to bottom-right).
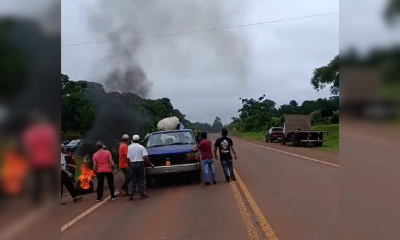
xmin=281 ymin=114 xmax=324 ymax=147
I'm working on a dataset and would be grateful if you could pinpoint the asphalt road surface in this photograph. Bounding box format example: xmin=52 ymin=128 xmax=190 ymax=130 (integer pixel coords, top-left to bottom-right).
xmin=60 ymin=133 xmax=340 ymax=240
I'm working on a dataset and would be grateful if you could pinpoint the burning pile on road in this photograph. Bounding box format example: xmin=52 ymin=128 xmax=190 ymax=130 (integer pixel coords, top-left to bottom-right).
xmin=77 ymin=164 xmax=95 ymax=192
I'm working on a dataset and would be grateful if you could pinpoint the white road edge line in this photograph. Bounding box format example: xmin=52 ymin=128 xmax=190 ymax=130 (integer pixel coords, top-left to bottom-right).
xmin=61 ymin=191 xmax=119 ymax=232
xmin=232 ymin=137 xmax=339 ymax=168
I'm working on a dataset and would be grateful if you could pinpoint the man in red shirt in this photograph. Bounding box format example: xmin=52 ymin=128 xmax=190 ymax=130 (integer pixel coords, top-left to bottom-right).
xmin=193 ymin=132 xmax=217 ymax=185
xmin=118 ymin=134 xmax=130 ymax=195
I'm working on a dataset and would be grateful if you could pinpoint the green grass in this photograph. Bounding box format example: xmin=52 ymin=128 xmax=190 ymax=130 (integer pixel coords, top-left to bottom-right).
xmin=381 ymin=83 xmax=400 ymax=125
xmin=311 ymin=124 xmax=339 ymax=152
xmin=232 ymin=131 xmax=265 ymax=141
xmin=232 ymin=124 xmax=339 ymax=152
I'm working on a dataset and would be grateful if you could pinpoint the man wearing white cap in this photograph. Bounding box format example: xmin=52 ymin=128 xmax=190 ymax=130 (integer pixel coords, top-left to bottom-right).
xmin=118 ymin=134 xmax=130 ymax=195
xmin=126 ymin=134 xmax=155 ymax=200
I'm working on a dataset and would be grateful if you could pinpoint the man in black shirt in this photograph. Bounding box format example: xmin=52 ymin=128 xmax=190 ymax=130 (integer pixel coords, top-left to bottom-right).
xmin=214 ymin=128 xmax=237 ymax=182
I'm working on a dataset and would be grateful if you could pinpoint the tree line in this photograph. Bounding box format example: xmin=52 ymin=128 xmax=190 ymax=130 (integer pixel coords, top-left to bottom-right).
xmin=61 ymin=74 xmax=196 ymax=140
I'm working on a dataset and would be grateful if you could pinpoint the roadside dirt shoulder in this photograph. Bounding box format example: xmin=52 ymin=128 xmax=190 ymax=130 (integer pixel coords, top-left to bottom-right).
xmin=231 ymin=137 xmax=339 ymax=166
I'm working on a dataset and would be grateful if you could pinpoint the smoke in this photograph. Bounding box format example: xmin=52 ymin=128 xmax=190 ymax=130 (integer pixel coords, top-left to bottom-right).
xmin=78 ymin=82 xmax=147 ymax=155
xmin=85 ymin=0 xmax=250 ymax=96
xmin=79 ymin=0 xmax=249 ymax=147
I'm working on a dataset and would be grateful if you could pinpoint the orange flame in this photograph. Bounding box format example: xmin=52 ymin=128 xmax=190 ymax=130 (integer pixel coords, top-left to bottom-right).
xmin=0 ymin=149 xmax=28 ymax=196
xmin=77 ymin=164 xmax=94 ymax=189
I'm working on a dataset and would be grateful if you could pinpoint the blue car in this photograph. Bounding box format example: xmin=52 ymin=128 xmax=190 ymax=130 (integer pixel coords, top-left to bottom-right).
xmin=144 ymin=129 xmax=201 ymax=187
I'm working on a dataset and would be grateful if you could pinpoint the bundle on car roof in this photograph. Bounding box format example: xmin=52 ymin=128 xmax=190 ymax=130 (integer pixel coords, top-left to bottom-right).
xmin=157 ymin=116 xmax=180 ymax=131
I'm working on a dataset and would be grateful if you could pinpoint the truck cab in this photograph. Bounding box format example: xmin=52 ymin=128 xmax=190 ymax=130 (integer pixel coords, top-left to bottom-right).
xmin=143 ymin=129 xmax=201 ymax=187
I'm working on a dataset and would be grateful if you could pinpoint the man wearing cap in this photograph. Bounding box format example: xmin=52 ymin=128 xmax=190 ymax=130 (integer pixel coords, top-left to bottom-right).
xmin=127 ymin=135 xmax=155 ymax=200
xmin=118 ymin=134 xmax=130 ymax=195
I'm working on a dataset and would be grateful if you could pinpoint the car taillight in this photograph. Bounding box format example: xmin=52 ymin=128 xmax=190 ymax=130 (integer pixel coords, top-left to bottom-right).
xmin=186 ymin=153 xmax=197 ymax=160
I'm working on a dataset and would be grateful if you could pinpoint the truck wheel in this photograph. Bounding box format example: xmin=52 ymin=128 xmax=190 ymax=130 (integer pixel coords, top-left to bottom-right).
xmin=291 ymin=136 xmax=300 ymax=147
xmin=146 ymin=176 xmax=153 ymax=188
xmin=268 ymin=138 xmax=273 ymax=143
xmin=281 ymin=138 xmax=286 ymax=145
xmin=313 ymin=142 xmax=323 ymax=147
xmin=265 ymin=137 xmax=268 ymax=142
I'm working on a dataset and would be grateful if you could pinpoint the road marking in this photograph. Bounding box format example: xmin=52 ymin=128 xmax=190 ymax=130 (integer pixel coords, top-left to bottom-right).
xmin=233 ymin=138 xmax=339 ymax=168
xmin=230 ymin=180 xmax=261 ymax=240
xmin=61 ymin=191 xmax=118 ymax=232
xmin=234 ymin=170 xmax=280 ymax=240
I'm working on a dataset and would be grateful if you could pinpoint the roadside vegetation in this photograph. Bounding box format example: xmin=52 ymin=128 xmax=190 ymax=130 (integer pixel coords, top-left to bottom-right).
xmin=231 ymin=124 xmax=339 ymax=152
xmin=229 ymin=55 xmax=340 ymax=152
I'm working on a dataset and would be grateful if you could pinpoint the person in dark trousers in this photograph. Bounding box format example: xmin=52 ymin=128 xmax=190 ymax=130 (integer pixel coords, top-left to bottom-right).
xmin=193 ymin=132 xmax=217 ymax=185
xmin=214 ymin=128 xmax=237 ymax=182
xmin=118 ymin=134 xmax=131 ymax=195
xmin=22 ymin=111 xmax=60 ymax=206
xmin=93 ymin=142 xmax=119 ymax=201
xmin=61 ymin=149 xmax=82 ymax=205
xmin=127 ymin=135 xmax=155 ymax=201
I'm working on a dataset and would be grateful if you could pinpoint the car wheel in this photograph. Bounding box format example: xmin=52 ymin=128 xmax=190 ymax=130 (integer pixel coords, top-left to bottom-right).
xmin=193 ymin=171 xmax=202 ymax=183
xmin=146 ymin=176 xmax=153 ymax=188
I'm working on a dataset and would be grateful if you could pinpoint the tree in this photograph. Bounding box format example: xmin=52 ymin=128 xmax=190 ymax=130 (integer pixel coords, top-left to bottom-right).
xmin=230 ymin=96 xmax=339 ymax=132
xmin=236 ymin=95 xmax=278 ymax=132
xmin=61 ymin=74 xmax=200 ymax=142
xmin=61 ymin=74 xmax=95 ymax=138
xmin=311 ymin=55 xmax=339 ymax=95
xmin=385 ymin=0 xmax=400 ymax=25
xmin=212 ymin=116 xmax=224 ymax=132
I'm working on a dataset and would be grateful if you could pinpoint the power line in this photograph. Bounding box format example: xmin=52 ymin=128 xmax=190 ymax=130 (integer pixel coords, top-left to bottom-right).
xmin=61 ymin=11 xmax=338 ymax=47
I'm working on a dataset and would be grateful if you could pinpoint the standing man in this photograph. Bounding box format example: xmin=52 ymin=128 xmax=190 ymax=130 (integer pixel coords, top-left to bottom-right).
xmin=61 ymin=146 xmax=82 ymax=205
xmin=214 ymin=128 xmax=237 ymax=182
xmin=193 ymin=132 xmax=217 ymax=185
xmin=118 ymin=134 xmax=130 ymax=195
xmin=93 ymin=142 xmax=119 ymax=201
xmin=22 ymin=111 xmax=58 ymax=206
xmin=127 ymin=135 xmax=155 ymax=201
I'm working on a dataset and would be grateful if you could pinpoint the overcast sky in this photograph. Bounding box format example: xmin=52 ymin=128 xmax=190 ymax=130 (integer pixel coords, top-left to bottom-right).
xmin=61 ymin=0 xmax=342 ymax=124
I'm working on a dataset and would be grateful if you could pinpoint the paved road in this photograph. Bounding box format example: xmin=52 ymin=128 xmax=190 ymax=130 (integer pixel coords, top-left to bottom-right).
xmin=339 ymin=122 xmax=400 ymax=240
xmin=61 ymin=135 xmax=339 ymax=240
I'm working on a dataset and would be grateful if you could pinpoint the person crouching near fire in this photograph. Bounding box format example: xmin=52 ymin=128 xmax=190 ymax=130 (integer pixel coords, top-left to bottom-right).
xmin=93 ymin=142 xmax=119 ymax=201
xmin=127 ymin=135 xmax=155 ymax=201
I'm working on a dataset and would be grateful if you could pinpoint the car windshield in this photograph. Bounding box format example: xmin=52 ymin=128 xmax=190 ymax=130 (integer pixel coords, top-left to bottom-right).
xmin=271 ymin=128 xmax=283 ymax=132
xmin=146 ymin=131 xmax=195 ymax=148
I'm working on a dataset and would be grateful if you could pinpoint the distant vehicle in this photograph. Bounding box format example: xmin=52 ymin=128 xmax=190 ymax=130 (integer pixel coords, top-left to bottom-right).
xmin=65 ymin=139 xmax=82 ymax=152
xmin=143 ymin=129 xmax=201 ymax=187
xmin=281 ymin=114 xmax=324 ymax=147
xmin=265 ymin=127 xmax=284 ymax=143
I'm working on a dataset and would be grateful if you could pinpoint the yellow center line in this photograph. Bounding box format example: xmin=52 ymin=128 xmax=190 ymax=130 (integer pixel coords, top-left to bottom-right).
xmin=209 ymin=135 xmax=278 ymax=240
xmin=230 ymin=180 xmax=261 ymax=240
xmin=234 ymin=170 xmax=279 ymax=240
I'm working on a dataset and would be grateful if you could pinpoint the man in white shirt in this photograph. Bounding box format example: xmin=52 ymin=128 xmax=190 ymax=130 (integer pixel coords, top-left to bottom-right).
xmin=127 ymin=135 xmax=155 ymax=201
